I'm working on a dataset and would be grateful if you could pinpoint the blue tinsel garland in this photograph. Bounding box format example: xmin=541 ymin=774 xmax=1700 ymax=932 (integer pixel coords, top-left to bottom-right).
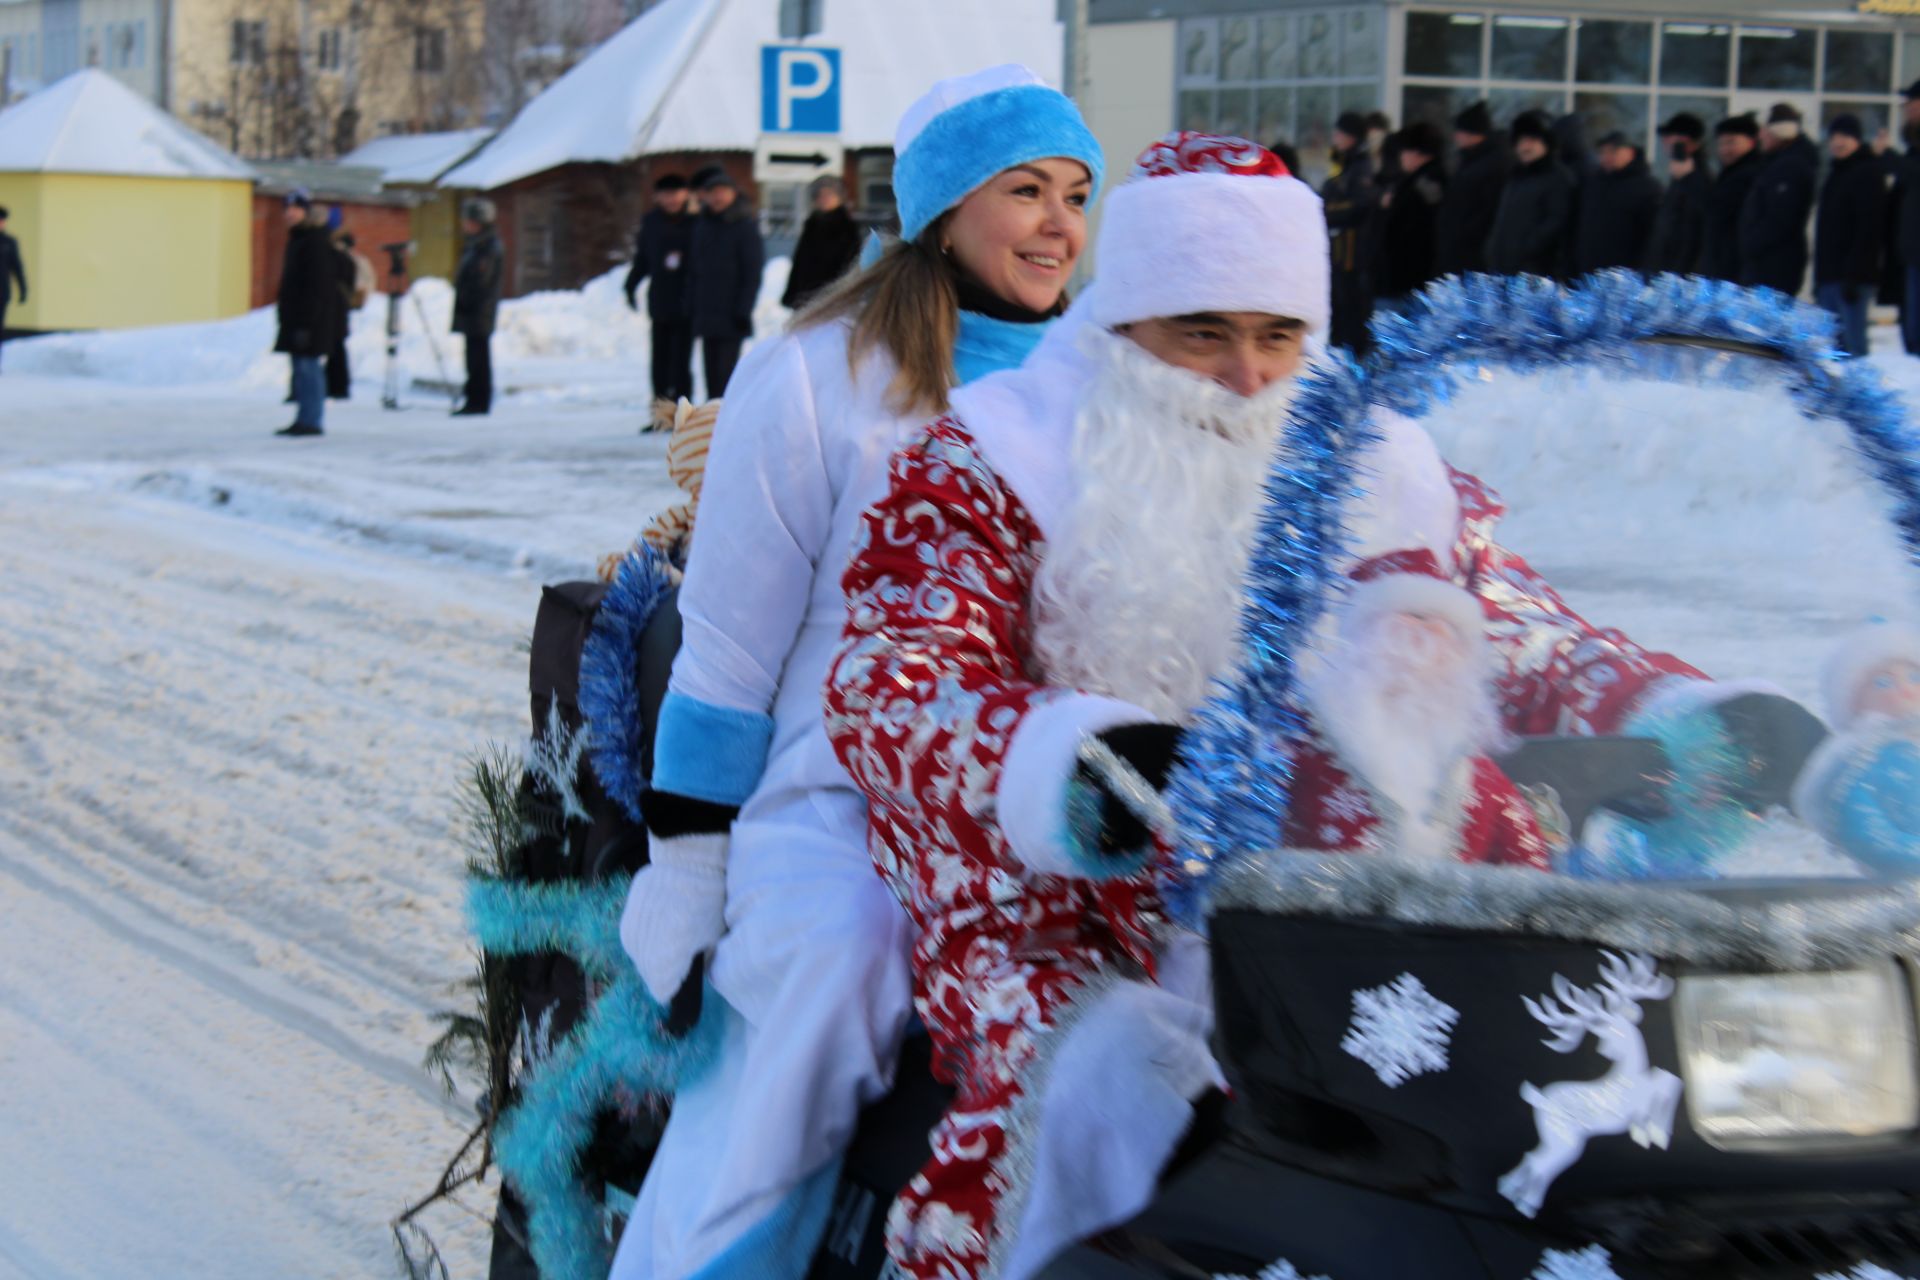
xmin=1164 ymin=271 xmax=1920 ymax=925
xmin=580 ymin=546 xmax=676 ymax=825
xmin=469 ymin=876 xmax=723 ymax=1280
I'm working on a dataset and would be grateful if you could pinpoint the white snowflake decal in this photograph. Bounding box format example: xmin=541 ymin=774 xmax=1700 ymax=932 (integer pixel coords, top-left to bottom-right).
xmin=524 ymin=700 xmax=592 ymax=827
xmin=1817 ymin=1265 xmax=1918 ymax=1280
xmin=1341 ymin=972 xmax=1460 ymax=1087
xmin=1213 ymin=1260 xmax=1333 ymax=1280
xmin=1530 ymin=1246 xmax=1621 ymax=1280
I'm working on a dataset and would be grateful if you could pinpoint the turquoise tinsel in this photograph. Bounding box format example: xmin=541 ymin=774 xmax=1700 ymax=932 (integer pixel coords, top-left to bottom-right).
xmin=1165 ymin=271 xmax=1920 ymax=925
xmin=468 ymin=877 xmax=723 ymax=1280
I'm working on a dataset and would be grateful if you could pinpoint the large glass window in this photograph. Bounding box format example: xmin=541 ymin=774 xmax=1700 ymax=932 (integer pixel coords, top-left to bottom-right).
xmin=1575 ymin=19 xmax=1651 ymax=86
xmin=1491 ymin=87 xmax=1567 ymax=129
xmin=1216 ymin=87 xmax=1255 ymax=139
xmin=1258 ymin=15 xmax=1294 ymax=81
xmin=1826 ymin=30 xmax=1893 ymax=96
xmin=1406 ymin=11 xmax=1483 ymax=80
xmin=1342 ymin=8 xmax=1382 ymax=80
xmin=1221 ymin=17 xmax=1256 ymax=82
xmin=1661 ymin=23 xmax=1732 ymax=90
xmin=1575 ymin=90 xmax=1651 ymax=151
xmin=1904 ymin=33 xmax=1920 ymax=95
xmin=1300 ymin=11 xmax=1337 ymax=80
xmin=1182 ymin=21 xmax=1217 ymax=82
xmin=1737 ymin=26 xmax=1816 ymax=92
xmin=1491 ymin=15 xmax=1567 ymax=83
xmin=1179 ymin=89 xmax=1214 ymax=133
xmin=1257 ymin=86 xmax=1293 ymax=144
xmin=1402 ymin=83 xmax=1476 ymax=135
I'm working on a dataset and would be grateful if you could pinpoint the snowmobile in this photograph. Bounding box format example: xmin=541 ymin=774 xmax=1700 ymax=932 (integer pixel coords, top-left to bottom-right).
xmin=799 ymin=275 xmax=1920 ymax=1280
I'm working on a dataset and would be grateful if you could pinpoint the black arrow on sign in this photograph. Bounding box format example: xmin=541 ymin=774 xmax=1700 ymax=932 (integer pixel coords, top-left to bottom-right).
xmin=767 ymin=151 xmax=832 ymax=167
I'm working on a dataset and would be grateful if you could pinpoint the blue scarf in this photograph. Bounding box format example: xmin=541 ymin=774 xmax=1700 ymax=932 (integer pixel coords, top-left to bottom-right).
xmin=954 ymin=308 xmax=1050 ymax=386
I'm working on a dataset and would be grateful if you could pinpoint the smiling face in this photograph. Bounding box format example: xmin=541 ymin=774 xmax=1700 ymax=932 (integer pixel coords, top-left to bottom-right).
xmin=941 ymin=157 xmax=1092 ymax=313
xmin=1858 ymin=659 xmax=1920 ymax=720
xmin=1121 ymin=311 xmax=1307 ymax=397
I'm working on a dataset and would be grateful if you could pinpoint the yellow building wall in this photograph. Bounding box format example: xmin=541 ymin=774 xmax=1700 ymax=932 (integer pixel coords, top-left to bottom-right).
xmin=0 ymin=172 xmax=252 ymax=331
xmin=410 ymin=188 xmax=463 ymax=282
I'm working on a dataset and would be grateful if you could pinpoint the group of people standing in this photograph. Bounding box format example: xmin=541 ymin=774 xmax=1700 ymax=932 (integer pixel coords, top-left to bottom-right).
xmin=624 ymin=163 xmax=863 ymax=406
xmin=272 ymin=189 xmax=376 ymax=437
xmin=1324 ymin=87 xmax=1920 ymax=359
xmin=595 ymin=58 xmax=1774 ymax=1280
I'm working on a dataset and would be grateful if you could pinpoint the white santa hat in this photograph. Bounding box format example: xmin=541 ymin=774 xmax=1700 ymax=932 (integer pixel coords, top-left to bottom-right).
xmin=1337 ymin=549 xmax=1486 ymax=642
xmin=1822 ymin=619 xmax=1920 ymax=726
xmin=1086 ymin=132 xmax=1331 ymax=335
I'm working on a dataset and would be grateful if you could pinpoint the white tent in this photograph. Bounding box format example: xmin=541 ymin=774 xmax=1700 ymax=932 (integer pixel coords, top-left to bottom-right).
xmin=0 ymin=69 xmax=253 ymax=179
xmin=441 ymin=0 xmax=1063 ymax=190
xmin=339 ymin=128 xmax=494 ymax=185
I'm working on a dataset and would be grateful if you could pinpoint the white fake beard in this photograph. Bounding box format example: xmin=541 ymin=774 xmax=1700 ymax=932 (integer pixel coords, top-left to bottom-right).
xmin=1302 ymin=612 xmax=1502 ymax=856
xmin=1028 ymin=327 xmax=1300 ymax=722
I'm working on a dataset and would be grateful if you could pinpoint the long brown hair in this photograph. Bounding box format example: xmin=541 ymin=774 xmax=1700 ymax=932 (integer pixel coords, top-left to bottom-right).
xmin=793 ymin=221 xmax=961 ymax=418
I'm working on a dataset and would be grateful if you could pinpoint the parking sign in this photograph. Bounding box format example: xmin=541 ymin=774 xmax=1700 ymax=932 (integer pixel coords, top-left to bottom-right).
xmin=761 ymin=46 xmax=841 ymax=134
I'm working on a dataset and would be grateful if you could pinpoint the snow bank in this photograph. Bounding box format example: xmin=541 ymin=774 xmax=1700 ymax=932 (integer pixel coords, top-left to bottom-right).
xmin=7 ymin=258 xmax=794 ymax=400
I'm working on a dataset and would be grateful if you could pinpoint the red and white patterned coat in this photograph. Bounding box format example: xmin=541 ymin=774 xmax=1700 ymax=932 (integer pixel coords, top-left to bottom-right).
xmin=823 ymin=418 xmax=1699 ymax=1278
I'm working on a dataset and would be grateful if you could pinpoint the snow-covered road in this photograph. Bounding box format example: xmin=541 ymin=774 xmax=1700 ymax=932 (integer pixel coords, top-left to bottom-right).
xmin=0 ymin=382 xmax=676 ymax=1277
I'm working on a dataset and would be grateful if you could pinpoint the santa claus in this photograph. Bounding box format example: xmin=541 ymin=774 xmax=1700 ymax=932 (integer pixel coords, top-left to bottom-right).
xmin=823 ymin=134 xmax=1703 ymax=1280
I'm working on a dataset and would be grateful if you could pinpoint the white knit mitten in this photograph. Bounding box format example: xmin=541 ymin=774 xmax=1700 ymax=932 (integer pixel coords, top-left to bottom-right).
xmin=619 ymin=831 xmax=728 ymax=1005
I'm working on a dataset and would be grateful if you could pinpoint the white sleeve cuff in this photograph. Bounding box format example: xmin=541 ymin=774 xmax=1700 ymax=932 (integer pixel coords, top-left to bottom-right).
xmin=999 ymin=692 xmax=1154 ymax=879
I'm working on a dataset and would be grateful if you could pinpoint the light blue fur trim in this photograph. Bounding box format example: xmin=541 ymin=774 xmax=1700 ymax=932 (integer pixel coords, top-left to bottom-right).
xmin=1060 ymin=775 xmax=1155 ymax=881
xmin=954 ymin=310 xmax=1049 ymax=386
xmin=580 ymin=545 xmax=676 ymax=825
xmin=468 ymin=875 xmax=726 ymax=1280
xmin=652 ymin=691 xmax=776 ymax=806
xmin=895 ymin=84 xmax=1105 ymax=242
xmin=682 ymin=1155 xmax=844 ymax=1280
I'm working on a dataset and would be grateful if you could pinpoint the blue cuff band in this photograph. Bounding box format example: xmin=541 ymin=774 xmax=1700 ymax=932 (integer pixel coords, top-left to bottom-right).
xmin=651 ymin=691 xmax=776 ymax=806
xmin=895 ymin=84 xmax=1105 ymax=242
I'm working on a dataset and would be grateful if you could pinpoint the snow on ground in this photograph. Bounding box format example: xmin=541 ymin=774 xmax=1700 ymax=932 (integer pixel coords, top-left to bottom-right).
xmin=3 ymin=293 xmax=1920 ymax=1277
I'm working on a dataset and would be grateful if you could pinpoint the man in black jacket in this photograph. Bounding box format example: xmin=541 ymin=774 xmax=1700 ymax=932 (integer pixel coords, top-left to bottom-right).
xmin=1814 ymin=114 xmax=1888 ymax=357
xmin=452 ymin=197 xmax=505 ymax=417
xmin=0 ymin=204 xmax=25 ymax=373
xmin=1485 ymin=110 xmax=1573 ymax=278
xmin=625 ymin=173 xmax=696 ymax=404
xmin=1703 ymin=114 xmax=1764 ymax=282
xmin=273 ymin=191 xmax=344 ymax=437
xmin=1322 ymin=111 xmax=1379 ymax=353
xmin=1646 ymin=113 xmax=1712 ymax=277
xmin=1436 ymin=101 xmax=1510 ymax=277
xmin=1574 ymin=131 xmax=1662 ymax=277
xmin=782 ymin=175 xmax=862 ymax=312
xmin=1740 ymin=103 xmax=1820 ymax=296
xmin=1896 ymin=82 xmax=1920 ymax=354
xmin=1372 ymin=122 xmax=1447 ymax=314
xmin=684 ymin=170 xmax=764 ymax=396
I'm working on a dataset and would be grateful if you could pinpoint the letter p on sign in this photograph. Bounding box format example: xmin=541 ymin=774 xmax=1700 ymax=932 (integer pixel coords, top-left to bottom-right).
xmin=762 ymin=46 xmax=841 ymax=134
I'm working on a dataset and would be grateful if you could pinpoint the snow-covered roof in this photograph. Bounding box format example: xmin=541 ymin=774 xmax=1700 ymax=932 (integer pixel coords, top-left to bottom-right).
xmin=339 ymin=128 xmax=494 ymax=185
xmin=0 ymin=69 xmax=253 ymax=180
xmin=441 ymin=0 xmax=1063 ymax=191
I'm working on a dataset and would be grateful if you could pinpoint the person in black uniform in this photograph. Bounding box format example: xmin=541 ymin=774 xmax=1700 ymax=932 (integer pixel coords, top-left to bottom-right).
xmin=683 ymin=171 xmax=764 ymax=397
xmin=1702 ymin=114 xmax=1765 ymax=283
xmin=1646 ymin=113 xmax=1712 ymax=277
xmin=1435 ymin=101 xmax=1510 ymax=278
xmin=452 ymin=198 xmax=505 ymax=416
xmin=782 ymin=175 xmax=863 ymax=312
xmin=625 ymin=173 xmax=696 ymax=404
xmin=1739 ymin=103 xmax=1820 ymax=296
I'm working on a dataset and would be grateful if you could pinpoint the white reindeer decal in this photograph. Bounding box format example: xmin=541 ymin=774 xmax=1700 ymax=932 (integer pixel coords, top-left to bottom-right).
xmin=1499 ymin=951 xmax=1683 ymax=1219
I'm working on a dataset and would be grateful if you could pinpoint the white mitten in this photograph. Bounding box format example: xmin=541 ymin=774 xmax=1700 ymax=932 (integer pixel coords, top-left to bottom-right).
xmin=619 ymin=830 xmax=729 ymax=1005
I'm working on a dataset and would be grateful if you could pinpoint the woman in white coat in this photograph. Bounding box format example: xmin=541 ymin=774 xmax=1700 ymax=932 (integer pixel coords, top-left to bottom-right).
xmin=612 ymin=64 xmax=1107 ymax=1279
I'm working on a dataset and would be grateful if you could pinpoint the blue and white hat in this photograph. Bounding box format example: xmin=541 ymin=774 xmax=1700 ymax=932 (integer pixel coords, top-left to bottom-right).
xmin=891 ymin=64 xmax=1105 ymax=243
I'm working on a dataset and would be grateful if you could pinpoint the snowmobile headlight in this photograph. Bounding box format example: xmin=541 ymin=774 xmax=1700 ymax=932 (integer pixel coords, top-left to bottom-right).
xmin=1674 ymin=961 xmax=1918 ymax=1150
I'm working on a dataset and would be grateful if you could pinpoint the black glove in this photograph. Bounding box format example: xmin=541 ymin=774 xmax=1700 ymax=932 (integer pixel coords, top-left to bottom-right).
xmin=1712 ymin=692 xmax=1829 ymax=813
xmin=1075 ymin=722 xmax=1182 ymax=859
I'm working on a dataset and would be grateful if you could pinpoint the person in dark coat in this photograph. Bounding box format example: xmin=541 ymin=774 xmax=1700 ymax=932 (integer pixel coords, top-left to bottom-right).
xmin=684 ymin=170 xmax=765 ymax=396
xmin=625 ymin=173 xmax=696 ymax=404
xmin=273 ymin=191 xmax=345 ymax=437
xmin=1372 ymin=121 xmax=1447 ymax=314
xmin=1895 ymin=82 xmax=1920 ymax=354
xmin=324 ymin=222 xmax=359 ymax=400
xmin=1703 ymin=114 xmax=1765 ymax=283
xmin=1573 ymin=132 xmax=1662 ymax=277
xmin=782 ymin=175 xmax=862 ymax=312
xmin=1436 ymin=101 xmax=1510 ymax=277
xmin=1739 ymin=103 xmax=1820 ymax=296
xmin=452 ymin=197 xmax=505 ymax=417
xmin=1815 ymin=114 xmax=1889 ymax=358
xmin=1549 ymin=114 xmax=1595 ymax=278
xmin=1485 ymin=110 xmax=1574 ymax=278
xmin=0 ymin=204 xmax=25 ymax=373
xmin=1646 ymin=113 xmax=1712 ymax=277
xmin=1322 ymin=111 xmax=1380 ymax=354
